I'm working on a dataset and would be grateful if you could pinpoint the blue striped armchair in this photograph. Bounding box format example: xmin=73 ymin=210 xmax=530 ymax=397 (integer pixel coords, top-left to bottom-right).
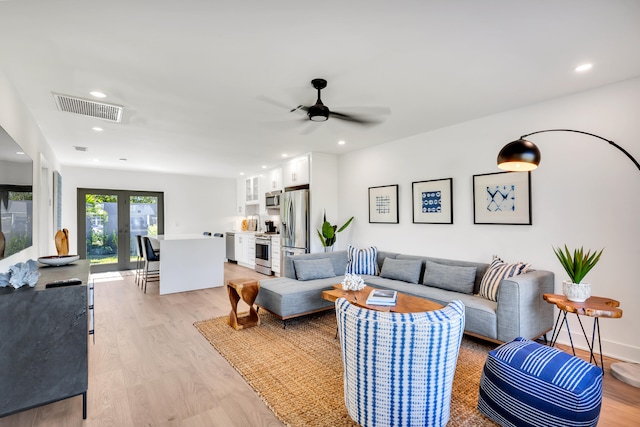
xmin=336 ymin=298 xmax=466 ymax=427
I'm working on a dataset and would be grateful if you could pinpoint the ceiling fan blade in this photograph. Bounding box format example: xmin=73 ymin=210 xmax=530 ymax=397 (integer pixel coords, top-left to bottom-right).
xmin=257 ymin=95 xmax=293 ymax=110
xmin=329 ymin=111 xmax=385 ymax=125
xmin=333 ymin=106 xmax=391 ymax=116
xmin=291 ymin=105 xmax=309 ymax=113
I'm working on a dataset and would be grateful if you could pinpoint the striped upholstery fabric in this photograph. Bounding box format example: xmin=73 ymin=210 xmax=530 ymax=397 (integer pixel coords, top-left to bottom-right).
xmin=336 ymin=298 xmax=465 ymax=427
xmin=477 ymin=255 xmax=530 ymax=301
xmin=345 ymin=245 xmax=379 ymax=275
xmin=478 ymin=337 xmax=603 ymax=427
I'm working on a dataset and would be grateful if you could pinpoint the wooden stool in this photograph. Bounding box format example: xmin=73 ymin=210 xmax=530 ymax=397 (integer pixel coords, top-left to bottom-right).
xmin=227 ymin=278 xmax=260 ymax=330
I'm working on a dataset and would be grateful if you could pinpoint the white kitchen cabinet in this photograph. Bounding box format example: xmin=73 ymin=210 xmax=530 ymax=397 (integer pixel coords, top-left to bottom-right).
xmin=236 ymin=233 xmax=256 ymax=268
xmin=246 ymin=176 xmax=260 ymax=204
xmin=271 ymin=235 xmax=281 ymax=276
xmin=234 ymin=234 xmax=243 ymax=262
xmin=236 ymin=178 xmax=245 ymax=215
xmin=268 ymin=168 xmax=283 ymax=191
xmin=283 ymin=155 xmax=309 ymax=188
xmin=247 ymin=235 xmax=256 ymax=266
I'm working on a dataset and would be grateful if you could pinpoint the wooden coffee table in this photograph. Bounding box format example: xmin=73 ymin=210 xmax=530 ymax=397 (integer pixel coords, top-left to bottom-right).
xmin=322 ymin=284 xmax=443 ymax=313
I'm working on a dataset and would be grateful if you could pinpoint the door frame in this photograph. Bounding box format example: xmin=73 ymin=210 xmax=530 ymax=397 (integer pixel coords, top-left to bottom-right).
xmin=77 ymin=188 xmax=164 ymax=273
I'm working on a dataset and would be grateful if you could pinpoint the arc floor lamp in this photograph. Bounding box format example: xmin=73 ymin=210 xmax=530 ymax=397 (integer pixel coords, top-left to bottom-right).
xmin=497 ymin=129 xmax=640 ymax=172
xmin=497 ymin=128 xmax=640 ymax=388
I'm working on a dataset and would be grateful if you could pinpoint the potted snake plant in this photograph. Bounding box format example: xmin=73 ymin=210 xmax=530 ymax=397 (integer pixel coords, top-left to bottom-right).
xmin=317 ymin=210 xmax=354 ymax=251
xmin=553 ymin=245 xmax=604 ymax=302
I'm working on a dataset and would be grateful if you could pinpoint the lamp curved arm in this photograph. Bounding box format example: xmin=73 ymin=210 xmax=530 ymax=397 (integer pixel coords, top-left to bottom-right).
xmin=520 ymin=129 xmax=640 ymax=172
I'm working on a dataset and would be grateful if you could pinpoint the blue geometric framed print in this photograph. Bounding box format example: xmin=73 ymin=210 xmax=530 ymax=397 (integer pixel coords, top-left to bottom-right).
xmin=412 ymin=178 xmax=453 ymax=224
xmin=473 ymin=171 xmax=531 ymax=225
xmin=368 ymin=184 xmax=399 ymax=223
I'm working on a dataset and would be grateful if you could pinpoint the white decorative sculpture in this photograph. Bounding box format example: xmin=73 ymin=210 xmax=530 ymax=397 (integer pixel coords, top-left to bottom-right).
xmin=341 ymin=273 xmax=365 ymax=291
xmin=0 ymin=259 xmax=41 ymax=289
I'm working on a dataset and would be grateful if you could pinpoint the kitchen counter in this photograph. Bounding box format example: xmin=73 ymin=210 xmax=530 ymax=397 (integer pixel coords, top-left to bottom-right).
xmin=149 ymin=234 xmax=225 ymax=295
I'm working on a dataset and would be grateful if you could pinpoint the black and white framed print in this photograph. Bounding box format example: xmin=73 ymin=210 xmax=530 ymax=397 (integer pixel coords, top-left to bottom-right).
xmin=412 ymin=178 xmax=453 ymax=224
xmin=473 ymin=171 xmax=531 ymax=225
xmin=368 ymin=184 xmax=399 ymax=223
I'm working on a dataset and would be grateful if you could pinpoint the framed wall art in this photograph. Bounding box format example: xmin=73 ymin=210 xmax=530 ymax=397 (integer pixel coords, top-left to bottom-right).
xmin=473 ymin=171 xmax=531 ymax=225
xmin=368 ymin=184 xmax=399 ymax=223
xmin=412 ymin=178 xmax=453 ymax=224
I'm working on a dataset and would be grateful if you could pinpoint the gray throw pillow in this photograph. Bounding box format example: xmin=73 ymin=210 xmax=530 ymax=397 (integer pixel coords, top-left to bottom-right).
xmin=423 ymin=261 xmax=477 ymax=294
xmin=379 ymin=257 xmax=423 ymax=284
xmin=293 ymin=258 xmax=336 ymax=281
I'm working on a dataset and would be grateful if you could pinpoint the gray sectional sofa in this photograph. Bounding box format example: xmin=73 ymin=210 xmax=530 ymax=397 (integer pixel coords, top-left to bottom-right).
xmin=256 ymin=250 xmax=555 ymax=343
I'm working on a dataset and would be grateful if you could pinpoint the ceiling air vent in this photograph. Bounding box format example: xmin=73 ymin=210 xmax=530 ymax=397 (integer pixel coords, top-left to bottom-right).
xmin=52 ymin=92 xmax=123 ymax=122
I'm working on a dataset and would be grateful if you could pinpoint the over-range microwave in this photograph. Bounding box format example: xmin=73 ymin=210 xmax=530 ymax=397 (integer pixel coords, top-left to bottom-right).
xmin=265 ymin=190 xmax=281 ymax=209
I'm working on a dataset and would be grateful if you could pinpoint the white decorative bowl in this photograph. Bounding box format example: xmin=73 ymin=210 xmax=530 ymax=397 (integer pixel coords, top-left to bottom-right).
xmin=37 ymin=255 xmax=80 ymax=267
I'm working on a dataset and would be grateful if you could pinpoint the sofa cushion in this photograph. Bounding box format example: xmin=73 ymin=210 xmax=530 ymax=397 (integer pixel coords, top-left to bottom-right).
xmin=423 ymin=260 xmax=477 ymax=294
xmin=293 ymin=258 xmax=336 ymax=281
xmin=379 ymin=257 xmax=422 ymax=284
xmin=478 ymin=255 xmax=531 ymax=301
xmin=346 ymin=245 xmax=378 ymax=275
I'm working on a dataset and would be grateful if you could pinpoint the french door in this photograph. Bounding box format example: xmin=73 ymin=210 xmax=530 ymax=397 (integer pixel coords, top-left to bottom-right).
xmin=77 ymin=189 xmax=164 ymax=273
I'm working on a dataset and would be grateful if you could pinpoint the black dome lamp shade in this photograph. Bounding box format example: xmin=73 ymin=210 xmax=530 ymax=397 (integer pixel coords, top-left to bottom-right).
xmin=497 ymin=129 xmax=640 ymax=173
xmin=497 ymin=139 xmax=541 ymax=171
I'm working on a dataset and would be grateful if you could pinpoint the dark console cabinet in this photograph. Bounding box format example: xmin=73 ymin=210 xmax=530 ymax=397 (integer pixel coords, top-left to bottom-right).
xmin=0 ymin=260 xmax=90 ymax=419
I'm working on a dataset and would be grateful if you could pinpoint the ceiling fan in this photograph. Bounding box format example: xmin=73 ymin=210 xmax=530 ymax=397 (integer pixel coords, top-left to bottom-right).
xmin=289 ymin=78 xmax=389 ymax=125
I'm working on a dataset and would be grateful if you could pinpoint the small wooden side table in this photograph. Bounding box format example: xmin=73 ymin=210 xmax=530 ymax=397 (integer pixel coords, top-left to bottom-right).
xmin=227 ymin=278 xmax=260 ymax=330
xmin=543 ymin=293 xmax=623 ymax=368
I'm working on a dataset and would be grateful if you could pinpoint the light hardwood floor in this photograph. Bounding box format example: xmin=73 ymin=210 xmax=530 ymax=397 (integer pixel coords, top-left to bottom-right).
xmin=1 ymin=263 xmax=638 ymax=426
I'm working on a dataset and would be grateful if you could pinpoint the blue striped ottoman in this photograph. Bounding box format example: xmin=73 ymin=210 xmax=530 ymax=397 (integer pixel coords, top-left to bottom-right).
xmin=478 ymin=337 xmax=602 ymax=427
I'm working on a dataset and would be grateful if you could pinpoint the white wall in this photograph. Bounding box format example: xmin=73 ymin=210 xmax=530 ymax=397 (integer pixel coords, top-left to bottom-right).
xmin=0 ymin=70 xmax=60 ymax=272
xmin=62 ymin=166 xmax=237 ymax=254
xmin=338 ymin=77 xmax=640 ymax=362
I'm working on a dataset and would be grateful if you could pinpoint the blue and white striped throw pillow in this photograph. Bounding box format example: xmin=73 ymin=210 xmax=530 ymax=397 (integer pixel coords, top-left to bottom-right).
xmin=345 ymin=245 xmax=378 ymax=275
xmin=478 ymin=255 xmax=530 ymax=301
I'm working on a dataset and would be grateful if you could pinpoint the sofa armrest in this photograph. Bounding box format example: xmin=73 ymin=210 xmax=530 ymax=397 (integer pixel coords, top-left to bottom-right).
xmin=496 ymin=270 xmax=555 ymax=342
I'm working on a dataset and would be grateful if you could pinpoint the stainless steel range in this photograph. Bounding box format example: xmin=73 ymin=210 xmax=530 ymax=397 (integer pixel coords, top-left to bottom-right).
xmin=255 ymin=234 xmax=273 ymax=275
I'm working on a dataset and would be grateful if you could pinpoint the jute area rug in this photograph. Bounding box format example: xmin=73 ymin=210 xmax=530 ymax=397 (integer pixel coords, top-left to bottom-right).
xmin=194 ymin=310 xmax=497 ymax=427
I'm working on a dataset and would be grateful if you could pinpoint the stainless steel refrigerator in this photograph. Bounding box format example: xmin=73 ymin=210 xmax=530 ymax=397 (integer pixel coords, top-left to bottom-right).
xmin=281 ymin=188 xmax=310 ymax=260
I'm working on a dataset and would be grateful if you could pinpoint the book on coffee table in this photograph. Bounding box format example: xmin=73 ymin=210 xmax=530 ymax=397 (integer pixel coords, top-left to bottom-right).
xmin=366 ymin=289 xmax=398 ymax=306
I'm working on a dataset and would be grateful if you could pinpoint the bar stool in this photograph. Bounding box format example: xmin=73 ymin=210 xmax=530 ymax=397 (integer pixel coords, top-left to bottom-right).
xmin=134 ymin=235 xmax=144 ymax=287
xmin=141 ymin=236 xmax=160 ymax=293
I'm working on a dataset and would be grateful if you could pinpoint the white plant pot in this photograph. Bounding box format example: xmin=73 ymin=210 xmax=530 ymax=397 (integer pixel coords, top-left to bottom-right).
xmin=562 ymin=280 xmax=591 ymax=302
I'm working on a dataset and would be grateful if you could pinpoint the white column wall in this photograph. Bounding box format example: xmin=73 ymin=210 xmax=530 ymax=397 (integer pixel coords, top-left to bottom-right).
xmin=337 ymin=77 xmax=640 ymax=362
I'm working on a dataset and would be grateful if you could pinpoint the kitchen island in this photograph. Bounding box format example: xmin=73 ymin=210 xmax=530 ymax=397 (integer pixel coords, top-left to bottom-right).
xmin=149 ymin=234 xmax=225 ymax=295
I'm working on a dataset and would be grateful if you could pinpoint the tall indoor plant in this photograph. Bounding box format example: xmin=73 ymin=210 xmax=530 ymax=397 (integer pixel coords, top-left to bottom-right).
xmin=553 ymin=245 xmax=604 ymax=302
xmin=317 ymin=210 xmax=354 ymax=251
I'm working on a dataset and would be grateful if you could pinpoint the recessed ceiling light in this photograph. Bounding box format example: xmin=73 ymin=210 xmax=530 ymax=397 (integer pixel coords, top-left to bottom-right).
xmin=92 ymin=127 xmax=103 ymax=132
xmin=90 ymin=91 xmax=107 ymax=98
xmin=261 ymin=165 xmax=267 ymax=169
xmin=16 ymin=151 xmax=24 ymax=155
xmin=240 ymin=172 xmax=245 ymax=176
xmin=282 ymin=153 xmax=288 ymax=158
xmin=338 ymin=140 xmax=346 ymax=145
xmin=575 ymin=63 xmax=593 ymax=72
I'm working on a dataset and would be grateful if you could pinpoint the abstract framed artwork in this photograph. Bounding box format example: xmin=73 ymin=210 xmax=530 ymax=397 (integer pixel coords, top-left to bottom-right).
xmin=473 ymin=171 xmax=531 ymax=225
xmin=53 ymin=170 xmax=62 ymax=231
xmin=412 ymin=178 xmax=453 ymax=224
xmin=368 ymin=184 xmax=399 ymax=223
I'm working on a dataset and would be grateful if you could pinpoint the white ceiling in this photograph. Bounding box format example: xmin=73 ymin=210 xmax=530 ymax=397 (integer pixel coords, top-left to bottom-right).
xmin=1 ymin=0 xmax=639 ymax=178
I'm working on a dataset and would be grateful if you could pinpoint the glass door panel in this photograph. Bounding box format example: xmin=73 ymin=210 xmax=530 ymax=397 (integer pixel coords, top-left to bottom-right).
xmin=129 ymin=195 xmax=159 ymax=263
xmin=85 ymin=193 xmax=118 ymax=266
